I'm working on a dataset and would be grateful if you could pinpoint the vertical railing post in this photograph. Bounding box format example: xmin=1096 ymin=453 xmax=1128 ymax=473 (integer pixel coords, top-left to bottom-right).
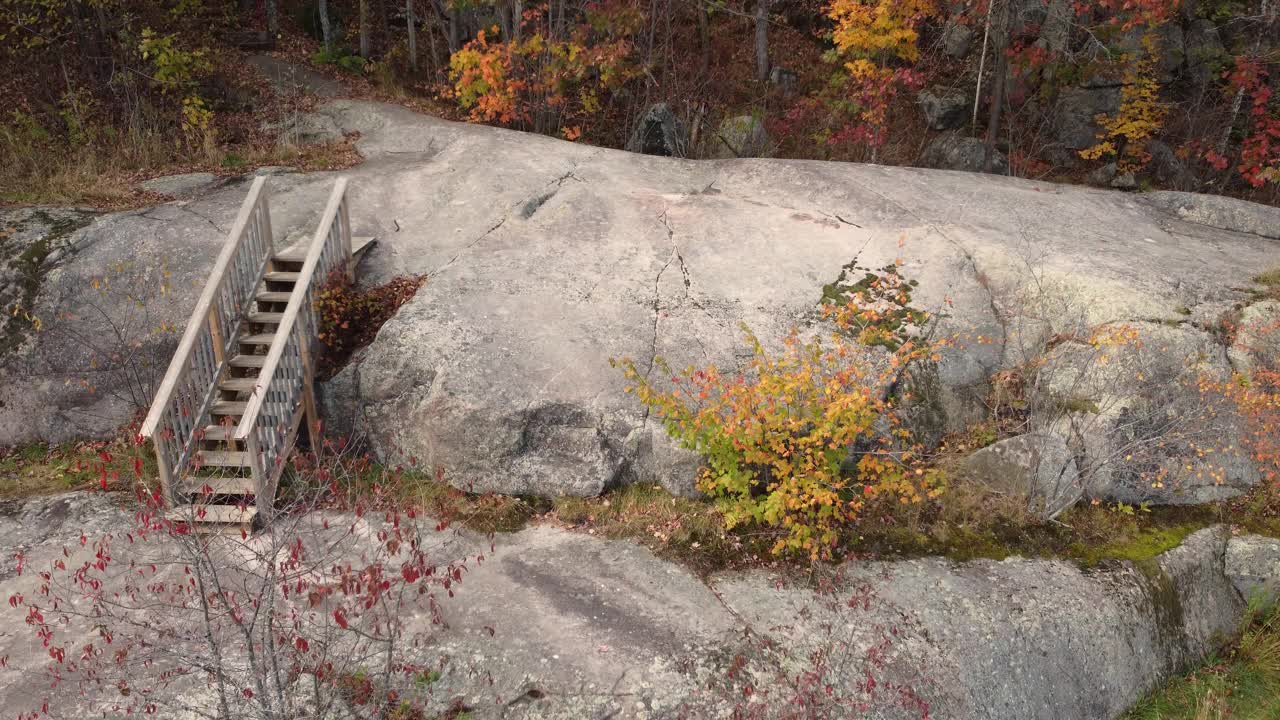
xmin=246 ymin=431 xmax=270 ymax=521
xmin=207 ymin=308 xmax=225 ymax=366
xmin=340 ymin=193 xmax=354 ymax=281
xmin=153 ymin=433 xmax=175 ymax=507
xmin=260 ymin=191 xmax=274 ymax=251
xmin=299 ymin=325 xmax=323 ymax=461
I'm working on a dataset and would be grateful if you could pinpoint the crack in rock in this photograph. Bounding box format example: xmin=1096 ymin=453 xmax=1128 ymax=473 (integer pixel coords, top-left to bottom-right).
xmin=429 ymin=217 xmax=506 ymax=279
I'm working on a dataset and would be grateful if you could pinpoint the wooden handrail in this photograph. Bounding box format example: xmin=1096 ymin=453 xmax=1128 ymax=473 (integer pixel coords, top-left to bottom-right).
xmin=235 ymin=177 xmax=349 ymax=440
xmin=141 ymin=176 xmax=267 ymax=438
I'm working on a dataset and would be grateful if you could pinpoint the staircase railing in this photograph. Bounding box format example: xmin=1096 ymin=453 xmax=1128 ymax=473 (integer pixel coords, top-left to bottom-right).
xmin=235 ymin=177 xmax=352 ymax=503
xmin=140 ymin=176 xmax=274 ymax=504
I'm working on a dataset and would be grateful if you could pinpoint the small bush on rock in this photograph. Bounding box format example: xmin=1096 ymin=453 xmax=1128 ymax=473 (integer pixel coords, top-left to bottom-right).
xmin=314 ymin=270 xmax=424 ymax=378
xmin=616 ymin=265 xmax=943 ymax=559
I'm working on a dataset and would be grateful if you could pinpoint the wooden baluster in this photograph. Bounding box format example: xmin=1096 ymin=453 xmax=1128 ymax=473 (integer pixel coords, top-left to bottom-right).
xmin=340 ymin=194 xmax=354 ymax=281
xmin=246 ymin=430 xmax=268 ymax=521
xmin=154 ymin=431 xmax=175 ymax=507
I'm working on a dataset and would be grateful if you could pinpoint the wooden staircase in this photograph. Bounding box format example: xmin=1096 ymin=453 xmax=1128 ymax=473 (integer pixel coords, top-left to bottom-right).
xmin=140 ymin=176 xmax=373 ymax=533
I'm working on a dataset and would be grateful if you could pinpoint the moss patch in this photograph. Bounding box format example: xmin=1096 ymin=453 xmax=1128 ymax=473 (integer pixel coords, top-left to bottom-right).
xmin=0 ymin=210 xmax=93 ymax=358
xmin=1071 ymin=523 xmax=1204 ymax=568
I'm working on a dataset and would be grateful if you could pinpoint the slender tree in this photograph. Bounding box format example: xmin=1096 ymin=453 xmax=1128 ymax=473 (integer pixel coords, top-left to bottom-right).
xmin=359 ymin=0 xmax=371 ymax=58
xmin=407 ymin=0 xmax=418 ymax=71
xmin=983 ymin=0 xmax=1011 ymax=173
xmin=319 ymin=0 xmax=333 ymax=51
xmin=754 ymin=0 xmax=770 ymax=83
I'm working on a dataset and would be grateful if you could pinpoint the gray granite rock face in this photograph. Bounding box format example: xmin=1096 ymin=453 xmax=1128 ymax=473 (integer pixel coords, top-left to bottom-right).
xmin=139 ymin=172 xmax=220 ymax=197
xmin=1226 ymin=534 xmax=1280 ymax=605
xmin=4 ymin=99 xmax=1278 ymax=505
xmin=0 ymin=493 xmax=1264 ymax=720
xmin=960 ymin=432 xmax=1082 ymax=519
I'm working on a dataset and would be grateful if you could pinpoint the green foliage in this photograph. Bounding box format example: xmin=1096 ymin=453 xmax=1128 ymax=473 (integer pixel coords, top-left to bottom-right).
xmin=138 ymin=27 xmax=212 ymax=135
xmin=312 ymin=47 xmax=367 ymax=73
xmin=820 ymin=259 xmax=931 ymax=350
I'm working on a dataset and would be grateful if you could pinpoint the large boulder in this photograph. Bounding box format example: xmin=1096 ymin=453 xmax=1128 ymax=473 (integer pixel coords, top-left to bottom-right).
xmin=625 ymin=102 xmax=688 ymax=157
xmin=715 ymin=525 xmax=1246 ymax=720
xmin=1229 ymin=299 xmax=1280 ymax=376
xmin=702 ymin=114 xmax=770 ymax=159
xmin=1227 ymin=534 xmax=1280 ymax=605
xmin=1146 ymin=139 xmax=1198 ymax=190
xmin=1035 ymin=322 xmax=1260 ymax=504
xmin=139 ymin=172 xmax=220 ymax=197
xmin=960 ymin=432 xmax=1083 ymax=519
xmin=1185 ymin=19 xmax=1228 ymax=86
xmin=918 ymin=133 xmax=1009 ymax=173
xmin=942 ymin=18 xmax=975 ymax=58
xmin=917 ymin=86 xmax=970 ymax=131
xmin=270 ymin=109 xmax=344 ymax=145
xmin=1145 ymin=190 xmax=1280 ymax=239
xmin=1054 ymin=86 xmax=1122 ymax=150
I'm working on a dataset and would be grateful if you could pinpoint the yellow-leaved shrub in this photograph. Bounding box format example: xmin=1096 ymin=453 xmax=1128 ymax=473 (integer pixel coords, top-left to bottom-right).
xmin=614 ymin=265 xmax=944 ymax=558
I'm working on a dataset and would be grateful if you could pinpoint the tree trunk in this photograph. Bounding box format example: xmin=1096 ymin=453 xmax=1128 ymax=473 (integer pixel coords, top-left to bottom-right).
xmin=983 ymin=0 xmax=1010 ymax=173
xmin=511 ymin=0 xmax=523 ymax=42
xmin=378 ymin=0 xmax=390 ymax=54
xmin=497 ymin=1 xmax=512 ymax=39
xmin=266 ymin=0 xmax=278 ymax=33
xmin=359 ymin=0 xmax=371 ymax=58
xmin=449 ymin=8 xmax=461 ymax=52
xmin=407 ymin=0 xmax=418 ymax=71
xmin=319 ymin=0 xmax=333 ymax=52
xmin=754 ymin=0 xmax=769 ymax=83
xmin=697 ymin=0 xmax=710 ymax=76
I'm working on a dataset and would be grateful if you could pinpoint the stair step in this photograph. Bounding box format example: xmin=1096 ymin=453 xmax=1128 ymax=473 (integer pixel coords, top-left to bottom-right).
xmin=228 ymin=354 xmax=266 ymax=368
xmin=240 ymin=333 xmax=277 ymax=345
xmin=195 ymin=450 xmax=250 ymax=468
xmin=184 ymin=477 xmax=256 ymax=496
xmin=256 ymin=291 xmax=293 ymax=303
xmin=275 ymin=235 xmax=376 ymax=263
xmin=218 ymin=377 xmax=260 ymax=393
xmin=167 ymin=504 xmax=257 ymax=526
xmin=211 ymin=400 xmax=248 ymax=416
xmin=198 ymin=425 xmax=237 ymax=441
xmin=248 ymin=311 xmax=284 ymax=324
xmin=265 ymin=271 xmax=300 ymax=283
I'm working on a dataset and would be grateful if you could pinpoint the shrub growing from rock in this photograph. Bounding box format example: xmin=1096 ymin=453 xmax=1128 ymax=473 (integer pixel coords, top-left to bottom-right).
xmin=616 ymin=266 xmax=943 ymax=559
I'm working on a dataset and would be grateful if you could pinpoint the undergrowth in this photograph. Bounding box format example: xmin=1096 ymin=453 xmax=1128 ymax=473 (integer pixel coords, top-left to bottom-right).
xmin=314 ymin=271 xmax=426 ymax=378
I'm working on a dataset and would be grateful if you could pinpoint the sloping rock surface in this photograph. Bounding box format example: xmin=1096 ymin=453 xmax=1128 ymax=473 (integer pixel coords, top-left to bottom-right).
xmin=0 ymin=493 xmax=1262 ymax=720
xmin=2 ymin=100 xmax=1278 ymax=504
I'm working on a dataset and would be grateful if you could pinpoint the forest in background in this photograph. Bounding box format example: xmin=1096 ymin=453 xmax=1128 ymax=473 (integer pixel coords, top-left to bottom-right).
xmin=0 ymin=0 xmax=1277 ymax=206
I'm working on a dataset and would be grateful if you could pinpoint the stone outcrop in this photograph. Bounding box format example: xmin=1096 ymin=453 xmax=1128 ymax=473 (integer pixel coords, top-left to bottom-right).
xmin=3 ymin=99 xmax=1277 ymax=507
xmin=0 ymin=493 xmax=1269 ymax=719
xmin=959 ymin=432 xmax=1082 ymax=519
xmin=917 ymin=86 xmax=970 ymax=131
xmin=917 ymin=133 xmax=1009 ymax=173
xmin=625 ymin=102 xmax=687 ymax=157
xmin=702 ymin=114 xmax=770 ymax=159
